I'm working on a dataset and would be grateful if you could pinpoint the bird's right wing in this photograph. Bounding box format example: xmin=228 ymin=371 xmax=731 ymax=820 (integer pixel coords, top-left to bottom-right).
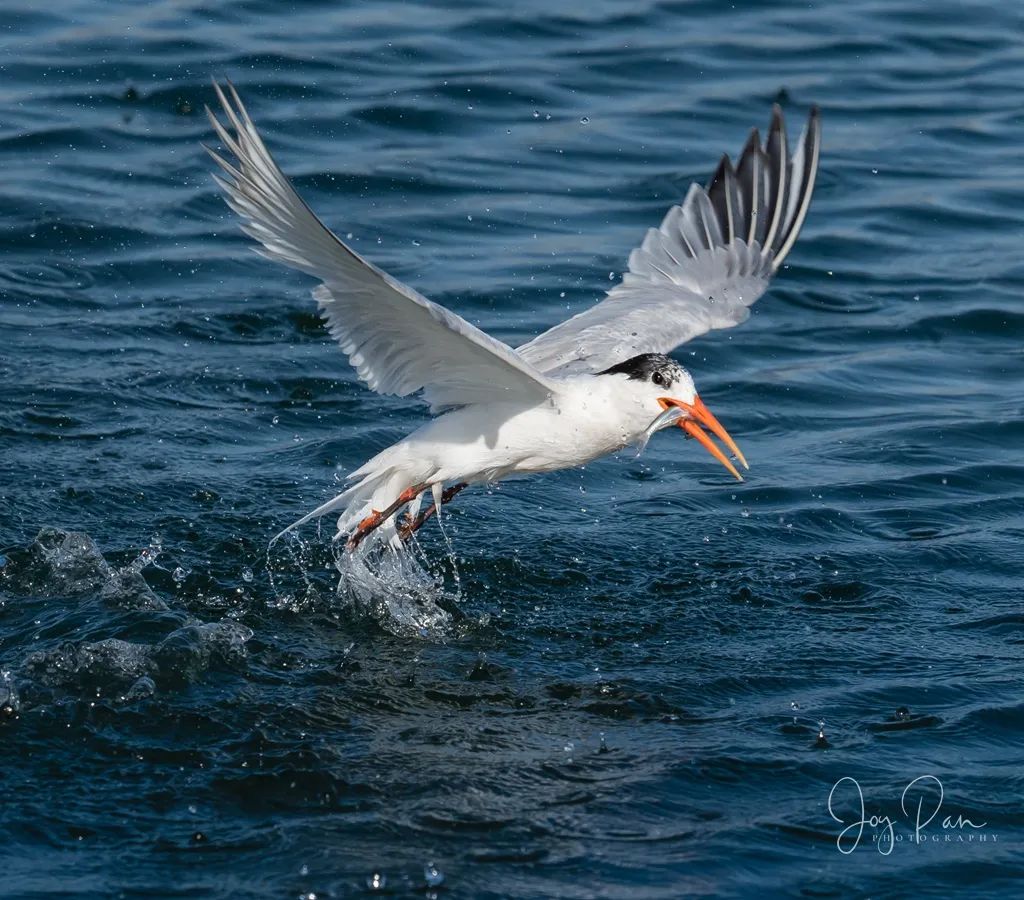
xmin=205 ymin=81 xmax=555 ymax=411
xmin=517 ymin=106 xmax=820 ymax=375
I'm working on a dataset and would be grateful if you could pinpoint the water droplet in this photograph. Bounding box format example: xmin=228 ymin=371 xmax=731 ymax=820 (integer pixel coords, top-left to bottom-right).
xmin=790 ymin=701 xmax=800 ymax=710
xmin=271 ymin=415 xmax=280 ymax=425
xmin=241 ymin=567 xmax=254 ymax=583
xmin=608 ymin=271 xmax=615 ymax=280
xmin=367 ymin=873 xmax=387 ymax=891
xmin=1 ymin=670 xmax=21 ymax=718
xmin=895 ymin=706 xmax=911 ymax=721
xmin=815 ymin=721 xmax=830 ymax=748
xmin=871 ymin=168 xmax=879 ymax=175
xmin=532 ymin=109 xmax=540 ymax=118
xmin=424 ymin=863 xmax=444 ymax=888
xmin=740 ymin=508 xmax=750 ymax=518
xmin=580 ymin=116 xmax=590 ymax=124
xmin=172 ymin=566 xmax=188 ymax=584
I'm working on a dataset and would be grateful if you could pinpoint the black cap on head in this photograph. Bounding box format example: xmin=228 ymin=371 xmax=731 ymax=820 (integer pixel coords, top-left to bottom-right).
xmin=597 ymin=353 xmax=686 ymax=388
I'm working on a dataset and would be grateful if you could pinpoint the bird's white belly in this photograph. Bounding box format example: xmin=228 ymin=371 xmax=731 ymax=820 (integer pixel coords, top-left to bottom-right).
xmin=495 ymin=403 xmax=632 ymax=473
xmin=400 ymin=393 xmax=644 ymax=485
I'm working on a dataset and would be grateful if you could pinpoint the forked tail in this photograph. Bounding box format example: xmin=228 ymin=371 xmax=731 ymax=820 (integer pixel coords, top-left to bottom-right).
xmin=271 ymin=458 xmax=450 ymax=550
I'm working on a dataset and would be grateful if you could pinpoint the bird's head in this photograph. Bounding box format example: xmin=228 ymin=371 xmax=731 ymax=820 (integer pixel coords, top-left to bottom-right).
xmin=598 ymin=353 xmax=748 ymax=481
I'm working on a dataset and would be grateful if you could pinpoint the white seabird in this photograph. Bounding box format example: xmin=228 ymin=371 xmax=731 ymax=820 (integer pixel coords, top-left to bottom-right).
xmin=205 ymin=81 xmax=820 ymax=551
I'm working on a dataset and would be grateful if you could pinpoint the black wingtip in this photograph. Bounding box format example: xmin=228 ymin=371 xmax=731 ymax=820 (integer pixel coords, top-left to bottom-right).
xmin=809 ymin=105 xmax=822 ymax=141
xmin=708 ymin=153 xmax=735 ymax=191
xmin=806 ymin=105 xmax=822 ymax=137
xmin=769 ymin=104 xmax=822 ymax=270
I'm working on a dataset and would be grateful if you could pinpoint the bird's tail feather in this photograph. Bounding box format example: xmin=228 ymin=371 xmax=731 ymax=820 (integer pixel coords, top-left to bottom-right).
xmin=272 ymin=455 xmax=436 ymax=548
xmin=269 ymin=470 xmax=387 ymax=545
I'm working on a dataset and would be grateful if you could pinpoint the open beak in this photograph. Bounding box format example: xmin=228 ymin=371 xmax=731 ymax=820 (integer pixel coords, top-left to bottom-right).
xmin=658 ymin=395 xmax=749 ymax=482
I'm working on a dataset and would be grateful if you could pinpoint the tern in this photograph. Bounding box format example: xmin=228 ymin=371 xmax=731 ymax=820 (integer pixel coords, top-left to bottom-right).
xmin=206 ymin=82 xmax=820 ymax=552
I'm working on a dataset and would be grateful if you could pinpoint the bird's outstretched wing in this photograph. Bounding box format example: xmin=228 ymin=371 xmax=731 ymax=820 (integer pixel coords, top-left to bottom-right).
xmin=205 ymin=81 xmax=554 ymax=411
xmin=517 ymin=106 xmax=821 ymax=375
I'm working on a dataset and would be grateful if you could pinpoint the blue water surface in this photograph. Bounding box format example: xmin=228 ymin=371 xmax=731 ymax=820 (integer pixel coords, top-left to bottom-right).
xmin=2 ymin=1 xmax=1023 ymax=897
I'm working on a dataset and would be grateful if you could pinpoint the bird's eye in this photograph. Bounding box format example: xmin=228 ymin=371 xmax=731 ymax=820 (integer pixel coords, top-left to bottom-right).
xmin=652 ymin=371 xmax=664 ymax=386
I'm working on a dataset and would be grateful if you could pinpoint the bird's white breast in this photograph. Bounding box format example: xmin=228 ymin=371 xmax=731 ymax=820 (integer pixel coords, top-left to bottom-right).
xmin=396 ymin=375 xmax=656 ymax=485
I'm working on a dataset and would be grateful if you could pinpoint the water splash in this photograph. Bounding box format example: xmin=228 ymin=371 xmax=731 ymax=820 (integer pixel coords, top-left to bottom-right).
xmin=264 ymin=522 xmax=461 ymax=639
xmin=0 ymin=670 xmax=19 ymax=719
xmin=22 ymin=621 xmax=253 ymax=693
xmin=334 ymin=532 xmax=459 ymax=639
xmin=5 ymin=528 xmax=167 ymax=611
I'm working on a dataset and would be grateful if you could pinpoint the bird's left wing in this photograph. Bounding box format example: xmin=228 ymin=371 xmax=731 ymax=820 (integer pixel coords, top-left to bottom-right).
xmin=517 ymin=106 xmax=821 ymax=375
xmin=205 ymin=81 xmax=555 ymax=411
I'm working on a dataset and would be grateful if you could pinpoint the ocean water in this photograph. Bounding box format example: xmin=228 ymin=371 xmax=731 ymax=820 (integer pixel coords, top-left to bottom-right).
xmin=2 ymin=1 xmax=1023 ymax=896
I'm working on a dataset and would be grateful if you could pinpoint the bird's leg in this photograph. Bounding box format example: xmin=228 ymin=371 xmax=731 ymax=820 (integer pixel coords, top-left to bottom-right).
xmin=346 ymin=483 xmax=427 ymax=551
xmin=398 ymin=482 xmax=468 ymax=542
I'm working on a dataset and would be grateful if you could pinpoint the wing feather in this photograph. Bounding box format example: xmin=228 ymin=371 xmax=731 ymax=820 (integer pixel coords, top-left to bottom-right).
xmin=205 ymin=80 xmax=554 ymax=411
xmin=736 ymin=128 xmax=763 ymax=244
xmin=517 ymin=105 xmax=821 ymax=375
xmin=761 ymin=105 xmax=789 ymax=253
xmin=775 ymin=110 xmax=822 ymax=265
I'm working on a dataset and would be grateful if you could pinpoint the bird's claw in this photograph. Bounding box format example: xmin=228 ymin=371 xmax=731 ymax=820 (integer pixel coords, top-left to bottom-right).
xmin=398 ymin=482 xmax=469 ymax=544
xmin=345 ymin=485 xmax=429 ymax=551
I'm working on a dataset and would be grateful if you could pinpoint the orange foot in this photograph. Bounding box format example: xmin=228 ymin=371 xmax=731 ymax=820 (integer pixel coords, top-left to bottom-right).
xmin=357 ymin=509 xmax=382 ymax=532
xmin=398 ymin=483 xmax=468 ymax=542
xmin=346 ymin=484 xmax=427 ymax=552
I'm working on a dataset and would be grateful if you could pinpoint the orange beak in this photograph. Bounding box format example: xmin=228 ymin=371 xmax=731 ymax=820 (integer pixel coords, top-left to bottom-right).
xmin=658 ymin=395 xmax=749 ymax=481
